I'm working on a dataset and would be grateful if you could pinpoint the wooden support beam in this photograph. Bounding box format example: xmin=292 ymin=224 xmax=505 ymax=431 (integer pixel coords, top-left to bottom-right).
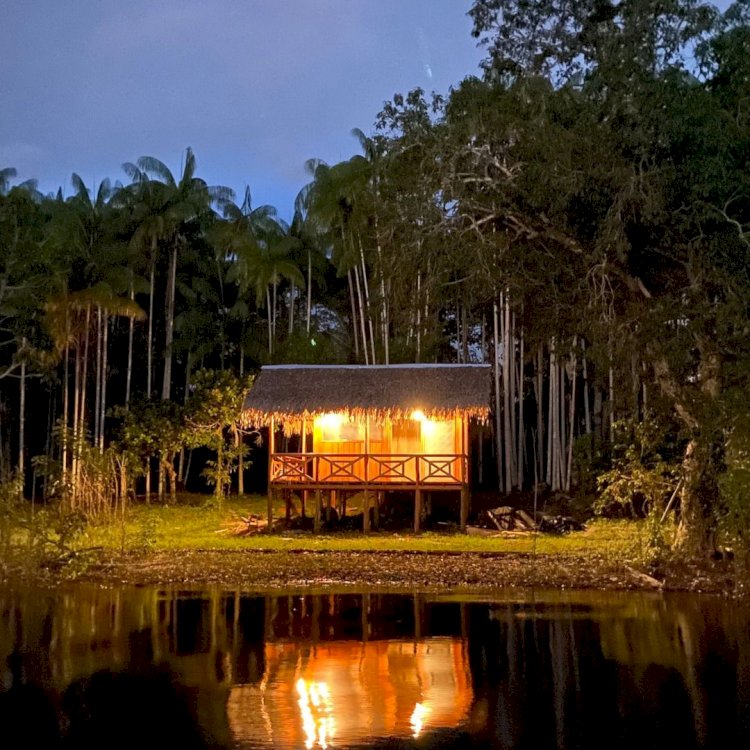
xmin=267 ymin=488 xmax=274 ymax=534
xmin=460 ymin=486 xmax=469 ymax=532
xmin=374 ymin=491 xmax=382 ymax=528
xmin=363 ymin=491 xmax=370 ymax=533
xmin=414 ymin=489 xmax=422 ymax=533
xmin=314 ymin=490 xmax=321 ymax=534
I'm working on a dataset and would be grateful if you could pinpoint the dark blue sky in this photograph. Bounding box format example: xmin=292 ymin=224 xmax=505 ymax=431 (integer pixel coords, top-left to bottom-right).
xmin=1 ymin=1 xmax=484 ymax=218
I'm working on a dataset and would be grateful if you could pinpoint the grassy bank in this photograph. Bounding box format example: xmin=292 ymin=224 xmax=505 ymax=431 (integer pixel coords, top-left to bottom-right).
xmin=2 ymin=493 xmax=745 ymax=594
xmin=82 ymin=493 xmax=638 ymax=557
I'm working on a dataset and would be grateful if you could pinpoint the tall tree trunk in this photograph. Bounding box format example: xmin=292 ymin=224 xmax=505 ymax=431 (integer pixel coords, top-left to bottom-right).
xmin=178 ymin=353 xmax=192 ymax=485
xmin=147 ymin=257 xmax=155 ymax=398
xmin=18 ymin=339 xmax=26 ymax=489
xmin=347 ymin=270 xmax=360 ymax=359
xmin=167 ymin=456 xmax=177 ymax=505
xmin=582 ymin=340 xmax=592 ymax=438
xmin=509 ymin=306 xmax=518 ymax=487
xmin=558 ymin=360 xmax=566 ymax=490
xmin=289 ymin=280 xmax=295 ymax=334
xmin=674 ymin=438 xmax=718 ymax=554
xmin=502 ymin=294 xmax=513 ymax=493
xmin=158 ymin=456 xmax=164 ymax=502
xmin=493 ymin=299 xmax=502 ymax=491
xmin=72 ymin=329 xmax=81 ymax=497
xmin=374 ymin=211 xmax=389 ymax=365
xmin=357 ymin=234 xmax=376 ymax=365
xmin=162 ymin=244 xmax=178 ymax=400
xmin=235 ymin=427 xmax=244 ymax=496
xmin=535 ymin=344 xmax=545 ymax=487
xmin=272 ymin=276 xmax=278 ymax=349
xmin=461 ymin=301 xmax=469 ymax=364
xmin=126 ymin=283 xmax=134 ymax=405
xmin=266 ymin=286 xmax=273 ymax=356
xmin=654 ymin=348 xmax=721 ymax=554
xmin=608 ymin=338 xmax=615 ymax=447
xmin=61 ymin=315 xmax=70 ymax=488
xmin=80 ymin=307 xmax=90 ymax=436
xmin=547 ymin=342 xmax=556 ymax=489
xmin=416 ymin=271 xmax=422 ymax=362
xmin=73 ymin=331 xmax=81 ymax=447
xmin=353 ymin=265 xmax=369 ymax=364
xmin=99 ymin=311 xmax=108 ymax=452
xmin=566 ymin=349 xmax=577 ymax=493
xmin=94 ymin=306 xmax=102 ymax=446
xmin=306 ymin=249 xmax=312 ymax=334
xmin=516 ymin=326 xmax=524 ymax=490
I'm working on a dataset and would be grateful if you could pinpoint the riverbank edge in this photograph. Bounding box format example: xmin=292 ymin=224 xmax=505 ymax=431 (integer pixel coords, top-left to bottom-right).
xmin=5 ymin=548 xmax=745 ymax=596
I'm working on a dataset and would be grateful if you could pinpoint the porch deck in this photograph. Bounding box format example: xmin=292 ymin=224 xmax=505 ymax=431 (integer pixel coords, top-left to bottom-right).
xmin=269 ymin=452 xmax=467 ymax=491
xmin=267 ymin=452 xmax=470 ymax=532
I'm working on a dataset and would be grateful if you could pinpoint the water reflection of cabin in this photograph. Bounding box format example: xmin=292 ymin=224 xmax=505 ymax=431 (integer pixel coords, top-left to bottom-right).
xmin=243 ymin=364 xmax=491 ymax=532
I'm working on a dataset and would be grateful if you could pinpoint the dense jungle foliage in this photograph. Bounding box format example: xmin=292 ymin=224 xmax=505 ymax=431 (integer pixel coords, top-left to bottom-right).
xmin=0 ymin=0 xmax=748 ymax=558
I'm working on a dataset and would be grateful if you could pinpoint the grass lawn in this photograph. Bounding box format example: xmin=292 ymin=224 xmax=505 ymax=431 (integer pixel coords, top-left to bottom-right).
xmin=82 ymin=492 xmax=644 ymax=560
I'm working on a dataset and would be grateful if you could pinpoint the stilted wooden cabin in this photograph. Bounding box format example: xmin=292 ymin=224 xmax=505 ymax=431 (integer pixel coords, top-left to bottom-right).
xmin=243 ymin=364 xmax=491 ymax=532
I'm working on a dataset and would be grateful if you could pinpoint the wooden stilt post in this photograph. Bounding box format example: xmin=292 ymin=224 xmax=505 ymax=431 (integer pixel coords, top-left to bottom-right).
xmin=363 ymin=490 xmax=370 ymax=533
xmin=414 ymin=489 xmax=422 ymax=533
xmin=267 ymin=488 xmax=274 ymax=533
xmin=314 ymin=490 xmax=321 ymax=534
xmin=374 ymin=491 xmax=381 ymax=528
xmin=460 ymin=486 xmax=469 ymax=532
xmin=301 ymin=418 xmax=308 ymax=520
xmin=267 ymin=416 xmax=276 ymax=533
xmin=461 ymin=416 xmax=470 ymax=532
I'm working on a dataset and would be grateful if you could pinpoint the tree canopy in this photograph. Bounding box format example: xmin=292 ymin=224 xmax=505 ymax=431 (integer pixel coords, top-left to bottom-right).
xmin=1 ymin=0 xmax=748 ymax=554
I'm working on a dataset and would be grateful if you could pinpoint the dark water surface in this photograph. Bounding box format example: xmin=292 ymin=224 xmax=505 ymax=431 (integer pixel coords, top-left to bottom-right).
xmin=1 ymin=585 xmax=749 ymax=748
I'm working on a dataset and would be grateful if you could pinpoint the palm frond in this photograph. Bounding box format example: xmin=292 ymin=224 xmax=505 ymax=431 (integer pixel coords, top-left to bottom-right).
xmin=136 ymin=156 xmax=176 ymax=186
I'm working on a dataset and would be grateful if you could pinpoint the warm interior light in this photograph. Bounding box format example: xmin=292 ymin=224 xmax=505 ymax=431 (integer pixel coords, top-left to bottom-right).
xmin=411 ymin=409 xmax=426 ymax=422
xmin=318 ymin=413 xmax=342 ymax=430
xmin=317 ymin=413 xmax=343 ymax=442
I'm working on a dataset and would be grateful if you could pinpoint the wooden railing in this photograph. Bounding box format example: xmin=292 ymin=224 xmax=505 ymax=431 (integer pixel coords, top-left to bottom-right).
xmin=270 ymin=453 xmax=467 ymax=486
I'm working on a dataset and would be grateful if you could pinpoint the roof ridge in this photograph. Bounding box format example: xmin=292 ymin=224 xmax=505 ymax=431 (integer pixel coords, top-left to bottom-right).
xmin=262 ymin=363 xmax=491 ymax=370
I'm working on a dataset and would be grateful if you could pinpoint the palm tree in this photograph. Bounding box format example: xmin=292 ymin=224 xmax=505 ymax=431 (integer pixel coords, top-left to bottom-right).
xmin=0 ymin=167 xmax=17 ymax=195
xmin=221 ymin=188 xmax=303 ymax=357
xmin=122 ymin=148 xmax=232 ymax=400
xmin=304 ymin=155 xmax=374 ymax=361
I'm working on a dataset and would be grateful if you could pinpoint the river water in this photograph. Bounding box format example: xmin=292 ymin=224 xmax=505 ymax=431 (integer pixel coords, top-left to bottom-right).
xmin=1 ymin=585 xmax=748 ymax=748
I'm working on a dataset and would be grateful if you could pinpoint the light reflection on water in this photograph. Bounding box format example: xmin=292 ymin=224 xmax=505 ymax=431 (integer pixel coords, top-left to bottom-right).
xmin=229 ymin=638 xmax=472 ymax=747
xmin=0 ymin=586 xmax=749 ymax=748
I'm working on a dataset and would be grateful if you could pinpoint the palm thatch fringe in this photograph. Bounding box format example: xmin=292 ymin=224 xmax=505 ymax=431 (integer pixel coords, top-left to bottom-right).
xmin=242 ymin=364 xmax=491 ymax=432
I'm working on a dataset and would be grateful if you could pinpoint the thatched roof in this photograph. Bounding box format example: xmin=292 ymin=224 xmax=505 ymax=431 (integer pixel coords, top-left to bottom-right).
xmin=243 ymin=364 xmax=491 ymax=426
